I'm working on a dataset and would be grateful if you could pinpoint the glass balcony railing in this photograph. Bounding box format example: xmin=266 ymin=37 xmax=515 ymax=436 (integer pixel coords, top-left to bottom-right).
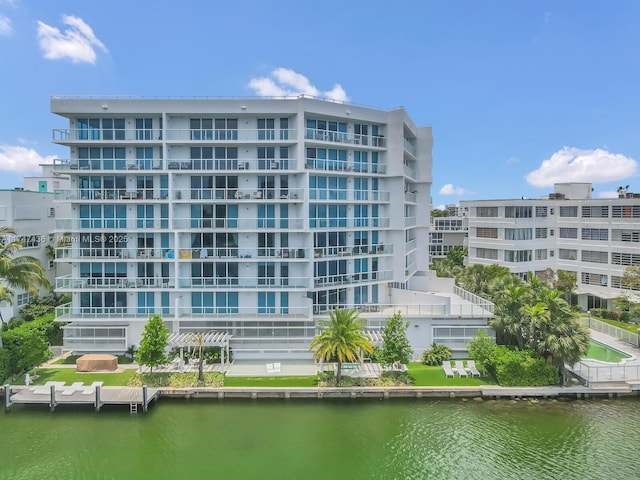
xmin=53 ymin=128 xmax=163 ymax=142
xmin=185 ymin=188 xmax=303 ymax=201
xmin=309 ymin=218 xmax=390 ymax=229
xmin=165 ymin=129 xmax=297 ymax=142
xmin=308 ymin=190 xmax=390 ymax=202
xmin=172 ymin=217 xmax=305 ymax=230
xmin=313 ymin=270 xmax=392 ymax=288
xmin=312 ymin=244 xmax=392 ymax=258
xmin=304 ymin=158 xmax=387 ymax=174
xmin=176 ymin=276 xmax=309 ymax=289
xmin=304 ymin=129 xmax=385 ymax=148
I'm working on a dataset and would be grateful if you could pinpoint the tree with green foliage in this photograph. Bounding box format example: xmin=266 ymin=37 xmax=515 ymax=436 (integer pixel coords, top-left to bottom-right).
xmin=135 ymin=315 xmax=169 ymax=373
xmin=433 ymin=246 xmax=467 ymax=278
xmin=421 ymin=343 xmax=452 ymax=366
xmin=310 ymin=308 xmax=373 ymax=384
xmin=1 ymin=319 xmax=51 ymax=377
xmin=456 ymin=263 xmax=511 ymax=299
xmin=0 ymin=226 xmax=51 ymax=346
xmin=622 ymin=265 xmax=640 ymax=290
xmin=189 ymin=332 xmax=206 ymax=382
xmin=545 ymin=268 xmax=577 ymax=304
xmin=467 ymin=330 xmax=496 ymax=375
xmin=613 ymin=295 xmax=639 ymax=322
xmin=379 ymin=312 xmax=412 ymax=366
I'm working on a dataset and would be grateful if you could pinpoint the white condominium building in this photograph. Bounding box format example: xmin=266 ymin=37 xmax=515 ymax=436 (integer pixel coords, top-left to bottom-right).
xmin=51 ymin=95 xmax=492 ymax=359
xmin=462 ymin=183 xmax=640 ymax=311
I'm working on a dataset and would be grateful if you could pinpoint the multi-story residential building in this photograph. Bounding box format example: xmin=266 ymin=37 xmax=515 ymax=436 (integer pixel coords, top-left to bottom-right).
xmin=429 ymin=212 xmax=468 ymax=262
xmin=462 ymin=183 xmax=640 ymax=311
xmin=0 ymin=188 xmax=66 ymax=322
xmin=51 ymin=95 xmax=493 ymax=359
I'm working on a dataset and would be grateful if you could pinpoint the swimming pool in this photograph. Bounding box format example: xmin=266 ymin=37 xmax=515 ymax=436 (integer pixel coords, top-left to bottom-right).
xmin=585 ymin=340 xmax=631 ymax=363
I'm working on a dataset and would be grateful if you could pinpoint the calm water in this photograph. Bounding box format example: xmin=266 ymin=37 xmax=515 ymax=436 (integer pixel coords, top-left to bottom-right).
xmin=2 ymin=398 xmax=639 ymax=480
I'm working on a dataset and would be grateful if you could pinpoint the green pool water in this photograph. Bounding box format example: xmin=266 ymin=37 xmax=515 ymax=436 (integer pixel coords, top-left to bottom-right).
xmin=585 ymin=340 xmax=631 ymax=362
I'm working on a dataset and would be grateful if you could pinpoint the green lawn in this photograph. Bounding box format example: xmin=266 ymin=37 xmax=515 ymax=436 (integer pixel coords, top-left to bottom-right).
xmin=591 ymin=316 xmax=640 ymax=334
xmin=18 ymin=368 xmax=136 ymax=387
xmin=53 ymin=355 xmax=133 ymax=365
xmin=223 ymin=376 xmax=318 ymax=387
xmin=407 ymin=362 xmax=498 ymax=386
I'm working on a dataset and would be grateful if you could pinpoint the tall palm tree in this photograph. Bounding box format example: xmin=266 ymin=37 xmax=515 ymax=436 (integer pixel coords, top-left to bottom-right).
xmin=310 ymin=308 xmax=373 ymax=383
xmin=0 ymin=227 xmax=50 ymax=345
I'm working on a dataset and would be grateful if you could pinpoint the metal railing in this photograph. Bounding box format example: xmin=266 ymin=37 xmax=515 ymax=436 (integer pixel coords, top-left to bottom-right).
xmin=304 ymin=158 xmax=387 ymax=174
xmin=453 ymin=286 xmax=495 ymax=314
xmin=580 ymin=317 xmax=639 ymax=346
xmin=304 ymin=128 xmax=385 ymax=147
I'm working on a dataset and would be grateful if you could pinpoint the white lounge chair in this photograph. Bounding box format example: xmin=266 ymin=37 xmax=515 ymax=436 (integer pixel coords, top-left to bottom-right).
xmin=442 ymin=360 xmax=455 ymax=378
xmin=61 ymin=382 xmax=85 ymax=396
xmin=466 ymin=360 xmax=481 ymax=377
xmin=455 ymin=360 xmax=468 ymax=377
xmin=81 ymin=381 xmax=104 ymax=395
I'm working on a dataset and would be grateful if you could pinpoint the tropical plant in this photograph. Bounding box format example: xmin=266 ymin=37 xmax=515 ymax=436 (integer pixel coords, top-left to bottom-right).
xmin=467 ymin=331 xmax=496 ymax=375
xmin=421 ymin=343 xmax=452 ymax=366
xmin=622 ymin=265 xmax=640 ymax=290
xmin=0 ymin=226 xmax=51 ymax=345
xmin=189 ymin=332 xmax=206 ymax=382
xmin=309 ymin=308 xmax=373 ymax=384
xmin=379 ymin=312 xmax=413 ymax=366
xmin=135 ymin=315 xmax=169 ymax=373
xmin=455 ymin=263 xmax=511 ymax=299
xmin=613 ymin=295 xmax=639 ymax=323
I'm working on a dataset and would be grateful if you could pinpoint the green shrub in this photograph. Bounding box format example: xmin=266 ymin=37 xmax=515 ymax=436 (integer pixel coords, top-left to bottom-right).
xmin=492 ymin=347 xmax=559 ymax=386
xmin=128 ymin=372 xmax=224 ymax=388
xmin=421 ymin=343 xmax=452 ymax=366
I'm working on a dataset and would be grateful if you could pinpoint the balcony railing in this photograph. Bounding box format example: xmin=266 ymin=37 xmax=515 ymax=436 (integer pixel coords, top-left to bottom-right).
xmin=177 ymin=277 xmax=309 ymax=289
xmin=404 ymin=138 xmax=417 ymax=157
xmin=304 ymin=158 xmax=387 ymax=174
xmin=172 ymin=217 xmax=305 ymax=230
xmin=179 ymin=247 xmax=307 ymax=260
xmin=184 ymin=188 xmax=303 ymax=201
xmin=308 ymin=190 xmax=390 ymax=202
xmin=304 ymin=129 xmax=385 ymax=148
xmin=313 ymin=244 xmax=392 ymax=258
xmin=165 ymin=129 xmax=297 ymax=142
xmin=309 ymin=218 xmax=390 ymax=229
xmin=55 ymin=189 xmax=169 ymax=201
xmin=313 ymin=270 xmax=392 ymax=288
xmin=53 ymin=128 xmax=163 ymax=142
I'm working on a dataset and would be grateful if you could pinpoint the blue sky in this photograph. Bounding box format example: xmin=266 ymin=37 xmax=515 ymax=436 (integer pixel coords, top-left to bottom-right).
xmin=0 ymin=0 xmax=639 ymax=208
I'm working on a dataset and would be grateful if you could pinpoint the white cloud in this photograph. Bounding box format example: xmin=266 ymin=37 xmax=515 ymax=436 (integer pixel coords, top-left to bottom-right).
xmin=36 ymin=15 xmax=107 ymax=64
xmin=434 ymin=204 xmax=446 ymax=211
xmin=525 ymin=147 xmax=638 ymax=187
xmin=0 ymin=145 xmax=57 ymax=174
xmin=439 ymin=183 xmax=467 ymax=195
xmin=0 ymin=14 xmax=12 ymax=36
xmin=248 ymin=68 xmax=349 ymax=102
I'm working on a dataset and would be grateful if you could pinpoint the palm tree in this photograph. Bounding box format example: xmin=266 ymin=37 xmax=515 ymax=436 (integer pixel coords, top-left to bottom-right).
xmin=0 ymin=227 xmax=50 ymax=346
xmin=310 ymin=308 xmax=373 ymax=384
xmin=189 ymin=332 xmax=206 ymax=382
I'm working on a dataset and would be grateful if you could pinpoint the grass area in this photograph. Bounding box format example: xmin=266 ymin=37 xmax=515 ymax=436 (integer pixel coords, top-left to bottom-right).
xmin=17 ymin=368 xmax=136 ymax=387
xmin=407 ymin=362 xmax=498 ymax=386
xmin=591 ymin=316 xmax=640 ymax=334
xmin=224 ymin=376 xmax=318 ymax=387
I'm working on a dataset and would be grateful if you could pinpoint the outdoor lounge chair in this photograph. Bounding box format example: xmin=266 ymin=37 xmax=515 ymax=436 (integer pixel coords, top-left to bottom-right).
xmin=465 ymin=360 xmax=481 ymax=377
xmin=81 ymin=381 xmax=104 ymax=395
xmin=62 ymin=382 xmax=85 ymax=396
xmin=455 ymin=360 xmax=468 ymax=377
xmin=442 ymin=360 xmax=455 ymax=378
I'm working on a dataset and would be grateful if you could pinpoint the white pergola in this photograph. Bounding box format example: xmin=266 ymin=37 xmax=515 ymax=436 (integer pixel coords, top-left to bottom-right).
xmin=168 ymin=331 xmax=231 ymax=366
xmin=363 ymin=329 xmax=384 ymax=348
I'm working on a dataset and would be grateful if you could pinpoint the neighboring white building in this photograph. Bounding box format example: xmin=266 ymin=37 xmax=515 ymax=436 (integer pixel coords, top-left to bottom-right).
xmin=23 ymin=161 xmax=71 ymax=193
xmin=429 ymin=213 xmax=468 ymax=262
xmin=462 ymin=183 xmax=640 ymax=311
xmin=0 ymin=189 xmax=63 ymax=322
xmin=50 ymin=95 xmax=493 ymax=359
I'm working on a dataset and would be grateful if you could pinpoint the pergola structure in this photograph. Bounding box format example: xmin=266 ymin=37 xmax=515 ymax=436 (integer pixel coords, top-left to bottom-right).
xmin=363 ymin=329 xmax=384 ymax=349
xmin=168 ymin=331 xmax=231 ymax=366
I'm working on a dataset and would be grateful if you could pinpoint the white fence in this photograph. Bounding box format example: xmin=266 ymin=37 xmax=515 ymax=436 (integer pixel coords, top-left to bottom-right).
xmin=579 ymin=317 xmax=639 ymax=346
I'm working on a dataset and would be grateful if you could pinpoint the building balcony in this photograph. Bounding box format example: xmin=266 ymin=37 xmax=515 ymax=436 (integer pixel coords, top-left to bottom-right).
xmin=172 ymin=217 xmax=305 ymax=230
xmin=309 ymin=217 xmax=390 ymax=229
xmin=53 ymin=128 xmax=163 ymax=144
xmin=313 ymin=270 xmax=393 ymax=288
xmin=177 ymin=277 xmax=310 ymax=289
xmin=55 ymin=303 xmax=311 ymax=322
xmin=168 ymin=158 xmax=298 ymax=171
xmin=179 ymin=247 xmax=307 ymax=260
xmin=308 ymin=190 xmax=390 ymax=202
xmin=184 ymin=188 xmax=304 ymax=202
xmin=164 ymin=128 xmax=297 ymax=143
xmin=304 ymin=158 xmax=387 ymax=174
xmin=304 ymin=129 xmax=385 ymax=148
xmin=312 ymin=244 xmax=392 ymax=258
xmin=404 ymin=138 xmax=417 ymax=158
xmin=55 ymin=189 xmax=169 ymax=201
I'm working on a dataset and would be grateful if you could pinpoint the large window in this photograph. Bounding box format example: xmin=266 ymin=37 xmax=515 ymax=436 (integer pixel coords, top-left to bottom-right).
xmin=582 ymin=228 xmax=608 ymax=241
xmin=504 ymin=206 xmax=532 ymax=218
xmin=558 ymin=249 xmax=578 ymax=260
xmin=504 ymin=250 xmax=532 ymax=262
xmin=581 ymin=272 xmax=607 ymax=287
xmin=77 ymin=118 xmax=124 ymax=140
xmin=582 ymin=205 xmax=609 ymax=218
xmin=306 ymin=119 xmax=347 ymax=142
xmin=581 ymin=250 xmax=608 ymax=264
xmin=476 ymin=206 xmax=498 ymax=217
xmin=475 ymin=248 xmax=498 ymax=260
xmin=535 ymin=206 xmax=548 ymax=217
xmin=476 ymin=227 xmax=497 ymax=238
xmin=257 ymin=118 xmax=275 ymax=140
xmin=535 ymin=228 xmax=547 ymax=239
xmin=77 ymin=147 xmax=126 ymax=170
xmin=309 ymin=176 xmax=347 ymax=200
xmin=559 ymin=228 xmax=578 ymax=239
xmin=611 ymin=252 xmax=640 ymax=266
xmin=612 ymin=229 xmax=640 ymax=242
xmin=504 ymin=228 xmax=532 ymax=240
xmin=559 ymin=206 xmax=578 ymax=217
xmin=612 ymin=205 xmax=640 ymax=218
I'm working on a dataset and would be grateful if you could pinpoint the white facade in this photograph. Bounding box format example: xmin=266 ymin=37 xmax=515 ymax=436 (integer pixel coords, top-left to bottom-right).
xmin=0 ymin=189 xmax=63 ymax=322
xmin=429 ymin=214 xmax=468 ymax=262
xmin=51 ymin=95 xmax=492 ymax=359
xmin=462 ymin=183 xmax=640 ymax=310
